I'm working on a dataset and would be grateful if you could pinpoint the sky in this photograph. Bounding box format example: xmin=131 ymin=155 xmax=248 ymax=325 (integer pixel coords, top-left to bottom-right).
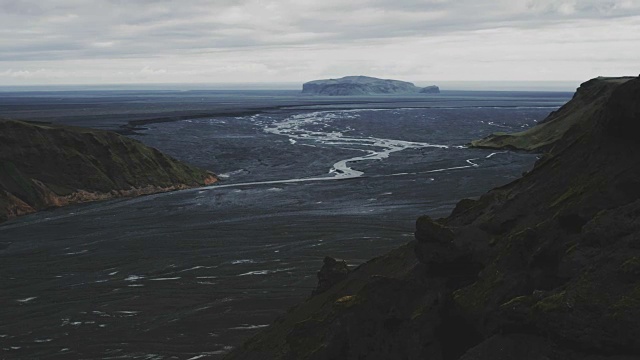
xmin=1 ymin=0 xmax=639 ymax=87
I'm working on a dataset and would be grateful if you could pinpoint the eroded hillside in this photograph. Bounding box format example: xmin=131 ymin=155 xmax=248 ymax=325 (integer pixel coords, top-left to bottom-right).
xmin=0 ymin=119 xmax=217 ymax=222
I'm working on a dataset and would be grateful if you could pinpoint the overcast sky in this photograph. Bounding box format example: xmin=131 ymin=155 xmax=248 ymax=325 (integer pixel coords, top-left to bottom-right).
xmin=1 ymin=0 xmax=639 ymax=86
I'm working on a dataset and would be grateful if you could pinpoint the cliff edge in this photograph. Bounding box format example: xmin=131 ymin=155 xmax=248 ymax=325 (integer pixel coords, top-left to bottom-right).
xmin=0 ymin=119 xmax=217 ymax=223
xmin=226 ymin=75 xmax=640 ymax=360
xmin=471 ymin=76 xmax=636 ymax=152
xmin=302 ymin=76 xmax=439 ymax=96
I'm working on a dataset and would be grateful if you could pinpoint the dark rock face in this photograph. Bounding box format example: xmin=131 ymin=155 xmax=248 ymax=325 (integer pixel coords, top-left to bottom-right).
xmin=0 ymin=119 xmax=217 ymax=222
xmin=602 ymin=78 xmax=640 ymax=140
xmin=414 ymin=216 xmax=483 ymax=281
xmin=225 ymin=76 xmax=640 ymax=360
xmin=415 ymin=216 xmax=460 ymax=268
xmin=302 ymin=76 xmax=439 ymax=96
xmin=312 ymin=257 xmax=350 ymax=295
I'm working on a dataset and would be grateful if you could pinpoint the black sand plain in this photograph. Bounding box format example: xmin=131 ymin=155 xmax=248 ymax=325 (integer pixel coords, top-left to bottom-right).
xmin=0 ymin=90 xmax=571 ymax=359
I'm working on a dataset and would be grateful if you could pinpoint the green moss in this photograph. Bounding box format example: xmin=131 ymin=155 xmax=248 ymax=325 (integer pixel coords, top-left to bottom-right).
xmin=0 ymin=160 xmax=41 ymax=206
xmin=565 ymin=242 xmax=578 ymax=255
xmin=620 ymin=257 xmax=640 ymax=278
xmin=334 ymin=295 xmax=362 ymax=309
xmin=501 ymin=295 xmax=531 ymax=308
xmin=612 ymin=285 xmax=640 ymax=311
xmin=612 ymin=296 xmax=640 ymax=311
xmin=411 ymin=299 xmax=434 ymax=320
xmin=567 ymin=275 xmax=602 ymax=305
xmin=286 ymin=318 xmax=327 ymax=358
xmin=551 ymin=185 xmax=586 ymax=207
xmin=453 ymin=265 xmax=504 ymax=314
xmin=533 ymin=291 xmax=567 ymax=313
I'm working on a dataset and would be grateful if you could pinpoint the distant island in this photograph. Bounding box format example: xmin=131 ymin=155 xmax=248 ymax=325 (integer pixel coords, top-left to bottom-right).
xmin=302 ymin=76 xmax=440 ymax=96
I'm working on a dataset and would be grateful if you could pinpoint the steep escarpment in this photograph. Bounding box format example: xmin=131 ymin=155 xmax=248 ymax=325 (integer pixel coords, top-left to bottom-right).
xmin=471 ymin=76 xmax=635 ymax=151
xmin=0 ymin=119 xmax=217 ymax=223
xmin=226 ymin=76 xmax=640 ymax=360
xmin=302 ymin=76 xmax=440 ymax=96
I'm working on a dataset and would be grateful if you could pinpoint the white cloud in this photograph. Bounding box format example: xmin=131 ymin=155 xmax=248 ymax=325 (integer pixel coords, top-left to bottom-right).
xmin=0 ymin=0 xmax=639 ymax=84
xmin=140 ymin=66 xmax=167 ymax=75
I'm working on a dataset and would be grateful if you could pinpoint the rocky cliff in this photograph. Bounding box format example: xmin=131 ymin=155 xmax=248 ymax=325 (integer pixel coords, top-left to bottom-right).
xmin=0 ymin=119 xmax=217 ymax=223
xmin=302 ymin=76 xmax=440 ymax=96
xmin=226 ymin=75 xmax=640 ymax=360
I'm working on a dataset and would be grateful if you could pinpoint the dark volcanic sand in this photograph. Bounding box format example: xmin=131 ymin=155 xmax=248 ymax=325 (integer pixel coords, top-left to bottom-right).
xmin=0 ymin=91 xmax=571 ymax=359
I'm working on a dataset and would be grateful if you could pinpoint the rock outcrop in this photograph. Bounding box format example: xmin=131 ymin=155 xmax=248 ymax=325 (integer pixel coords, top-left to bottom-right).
xmin=225 ymin=76 xmax=640 ymax=360
xmin=302 ymin=76 xmax=440 ymax=96
xmin=312 ymin=257 xmax=351 ymax=296
xmin=0 ymin=119 xmax=217 ymax=223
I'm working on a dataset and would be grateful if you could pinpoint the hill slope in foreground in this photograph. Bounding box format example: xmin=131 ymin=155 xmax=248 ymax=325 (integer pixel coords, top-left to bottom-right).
xmin=0 ymin=119 xmax=217 ymax=223
xmin=227 ymin=76 xmax=640 ymax=360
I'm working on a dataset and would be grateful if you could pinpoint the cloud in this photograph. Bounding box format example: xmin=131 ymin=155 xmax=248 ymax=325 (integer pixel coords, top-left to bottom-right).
xmin=2 ymin=0 xmax=639 ymax=59
xmin=0 ymin=0 xmax=639 ymax=84
xmin=0 ymin=67 xmax=82 ymax=79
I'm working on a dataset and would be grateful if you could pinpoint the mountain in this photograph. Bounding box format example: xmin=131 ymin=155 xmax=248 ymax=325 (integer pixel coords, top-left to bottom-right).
xmin=0 ymin=119 xmax=217 ymax=223
xmin=226 ymin=75 xmax=640 ymax=359
xmin=471 ymin=76 xmax=635 ymax=152
xmin=302 ymin=76 xmax=440 ymax=96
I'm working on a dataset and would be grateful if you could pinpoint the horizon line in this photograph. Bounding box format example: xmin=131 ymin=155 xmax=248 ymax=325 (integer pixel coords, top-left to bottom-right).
xmin=0 ymin=80 xmax=583 ymax=92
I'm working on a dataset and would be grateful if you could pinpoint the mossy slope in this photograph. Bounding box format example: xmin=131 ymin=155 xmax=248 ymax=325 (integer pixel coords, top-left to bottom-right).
xmin=471 ymin=77 xmax=635 ymax=152
xmin=0 ymin=119 xmax=217 ymax=222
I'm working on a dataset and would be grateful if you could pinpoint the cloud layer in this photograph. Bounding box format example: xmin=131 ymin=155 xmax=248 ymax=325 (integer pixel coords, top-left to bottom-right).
xmin=1 ymin=0 xmax=639 ymax=85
